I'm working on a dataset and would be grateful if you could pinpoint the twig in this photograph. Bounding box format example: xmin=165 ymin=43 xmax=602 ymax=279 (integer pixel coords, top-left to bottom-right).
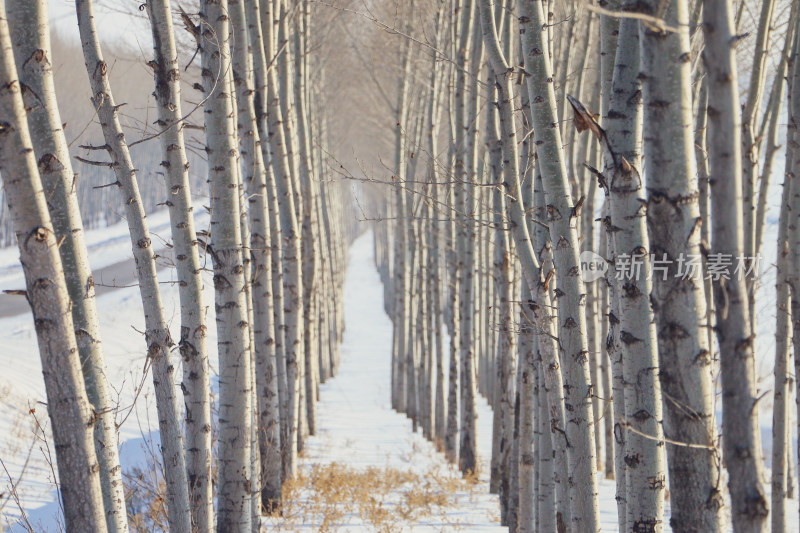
xmin=584 ymin=3 xmax=680 ymax=33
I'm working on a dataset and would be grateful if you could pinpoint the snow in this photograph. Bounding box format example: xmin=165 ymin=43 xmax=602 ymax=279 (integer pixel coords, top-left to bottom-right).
xmin=0 ymin=214 xmax=797 ymax=531
xmin=0 ymin=207 xmax=216 ymax=531
xmin=263 ymin=231 xmax=505 ymax=531
xmin=0 ymin=205 xmax=210 ymax=294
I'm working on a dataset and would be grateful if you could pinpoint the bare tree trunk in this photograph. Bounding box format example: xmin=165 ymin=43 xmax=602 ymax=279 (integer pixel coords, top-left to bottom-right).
xmin=602 ymin=198 xmax=628 ymax=532
xmin=516 ymin=0 xmax=600 ymax=528
xmin=772 ymin=101 xmax=794 ymax=533
xmin=484 ymin=48 xmax=517 ymax=516
xmin=6 ymin=2 xmax=127 ymax=530
xmin=231 ymin=0 xmax=282 ymax=513
xmin=260 ymin=0 xmax=303 ymax=479
xmin=768 ymin=14 xmax=798 ymax=532
xmin=533 ymin=172 xmax=572 ymax=531
xmin=197 ymin=1 xmax=253 ymax=529
xmin=392 ymin=32 xmax=413 ymax=417
xmin=569 ymin=12 xmax=667 ymax=528
xmin=0 ymin=9 xmax=107 ymax=530
xmin=741 ymin=0 xmax=775 ymax=275
xmin=702 ymin=2 xmax=769 ymax=531
xmin=247 ymin=0 xmax=289 ymax=482
xmin=637 ymin=0 xmax=725 ymax=528
xmin=75 ymin=2 xmax=192 ymax=531
xmin=517 ymin=298 xmax=537 ymax=533
xmin=143 ymin=1 xmax=214 ymax=527
xmin=293 ymin=0 xmax=319 ymax=440
xmin=786 ymin=16 xmax=800 ymax=532
xmin=535 ymin=360 xmax=556 ymax=533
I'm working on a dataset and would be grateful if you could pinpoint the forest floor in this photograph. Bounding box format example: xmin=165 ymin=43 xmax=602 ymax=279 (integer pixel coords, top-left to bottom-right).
xmin=0 ymin=221 xmax=797 ymax=531
xmin=263 ymin=231 xmax=505 ymax=531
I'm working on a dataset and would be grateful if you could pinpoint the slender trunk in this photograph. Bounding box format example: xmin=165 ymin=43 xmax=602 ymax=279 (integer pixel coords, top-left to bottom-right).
xmin=231 ymin=0 xmax=282 ymax=513
xmin=786 ymin=16 xmax=800 ymax=533
xmin=198 ymin=1 xmax=253 ymax=529
xmin=0 ymin=9 xmax=107 ymax=530
xmin=637 ymin=0 xmax=725 ymax=527
xmin=569 ymin=14 xmax=667 ymax=529
xmin=702 ymin=2 xmax=769 ymax=530
xmin=260 ymin=0 xmax=303 ymax=479
xmin=516 ymin=0 xmax=600 ymax=528
xmin=517 ymin=303 xmax=537 ymax=533
xmin=536 ymin=356 xmax=557 ymax=533
xmin=75 ymin=2 xmax=192 ymax=531
xmin=143 ymin=1 xmax=213 ymax=527
xmin=6 ymin=2 xmax=127 ymax=530
xmin=772 ymin=119 xmax=794 ymax=533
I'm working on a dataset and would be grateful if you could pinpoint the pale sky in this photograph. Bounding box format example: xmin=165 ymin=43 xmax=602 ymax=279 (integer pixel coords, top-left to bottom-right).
xmin=48 ymin=0 xmax=151 ymax=50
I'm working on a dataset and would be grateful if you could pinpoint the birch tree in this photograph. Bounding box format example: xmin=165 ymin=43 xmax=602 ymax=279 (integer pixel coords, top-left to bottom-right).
xmin=74 ymin=2 xmax=192 ymax=531
xmin=143 ymin=1 xmax=213 ymax=527
xmin=0 ymin=6 xmax=107 ymax=530
xmin=230 ymin=0 xmax=283 ymax=512
xmin=269 ymin=0 xmax=305 ymax=474
xmin=5 ymin=1 xmax=127 ymax=530
xmin=702 ymin=0 xmax=769 ymax=530
xmin=636 ymin=0 xmax=725 ymax=528
xmin=197 ymin=0 xmax=253 ymax=528
xmin=515 ymin=0 xmax=601 ymax=528
xmin=244 ymin=0 xmax=290 ymax=483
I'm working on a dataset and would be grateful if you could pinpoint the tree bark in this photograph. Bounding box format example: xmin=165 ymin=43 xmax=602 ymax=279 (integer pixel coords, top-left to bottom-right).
xmin=143 ymin=1 xmax=214 ymax=527
xmin=75 ymin=2 xmax=192 ymax=531
xmin=637 ymin=0 xmax=725 ymax=528
xmin=702 ymin=1 xmax=770 ymax=531
xmin=516 ymin=0 xmax=600 ymax=528
xmin=198 ymin=1 xmax=253 ymax=529
xmin=231 ymin=0 xmax=283 ymax=513
xmin=0 ymin=7 xmax=107 ymax=530
xmin=6 ymin=1 xmax=127 ymax=530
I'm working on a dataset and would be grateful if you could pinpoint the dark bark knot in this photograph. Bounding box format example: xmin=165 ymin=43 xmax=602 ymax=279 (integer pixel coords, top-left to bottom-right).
xmin=38 ymin=153 xmax=64 ymax=173
xmin=631 ymin=519 xmax=658 ymax=533
xmin=213 ymin=274 xmax=232 ymax=290
xmin=620 ymin=331 xmax=642 ymax=345
xmin=622 ymin=282 xmax=643 ymax=299
xmin=624 ymin=452 xmax=641 ymax=467
xmin=742 ymin=491 xmax=769 ymax=519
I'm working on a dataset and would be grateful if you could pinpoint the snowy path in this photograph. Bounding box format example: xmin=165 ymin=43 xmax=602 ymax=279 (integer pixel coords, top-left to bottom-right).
xmin=261 ymin=231 xmax=627 ymax=531
xmin=264 ymin=231 xmax=506 ymax=531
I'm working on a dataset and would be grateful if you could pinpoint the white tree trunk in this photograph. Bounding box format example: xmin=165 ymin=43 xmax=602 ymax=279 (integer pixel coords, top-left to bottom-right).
xmin=75 ymin=2 xmax=192 ymax=531
xmin=143 ymin=1 xmax=214 ymax=527
xmin=637 ymin=0 xmax=725 ymax=528
xmin=6 ymin=2 xmax=127 ymax=530
xmin=515 ymin=0 xmax=600 ymax=528
xmin=702 ymin=1 xmax=769 ymax=530
xmin=230 ymin=0 xmax=283 ymax=513
xmin=198 ymin=1 xmax=253 ymax=529
xmin=0 ymin=9 xmax=107 ymax=529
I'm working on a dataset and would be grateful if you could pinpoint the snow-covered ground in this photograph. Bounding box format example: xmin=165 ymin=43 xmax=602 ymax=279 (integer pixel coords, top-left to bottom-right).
xmin=262 ymin=231 xmax=505 ymax=531
xmin=0 ymin=205 xmax=210 ymax=295
xmin=0 ymin=215 xmax=797 ymax=531
xmin=0 ymin=208 xmax=215 ymax=531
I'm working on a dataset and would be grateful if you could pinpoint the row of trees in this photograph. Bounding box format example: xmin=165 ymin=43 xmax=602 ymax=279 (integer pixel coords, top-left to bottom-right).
xmin=0 ymin=0 xmax=353 ymax=531
xmin=0 ymin=28 xmax=207 ymax=247
xmin=371 ymin=0 xmax=800 ymax=531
